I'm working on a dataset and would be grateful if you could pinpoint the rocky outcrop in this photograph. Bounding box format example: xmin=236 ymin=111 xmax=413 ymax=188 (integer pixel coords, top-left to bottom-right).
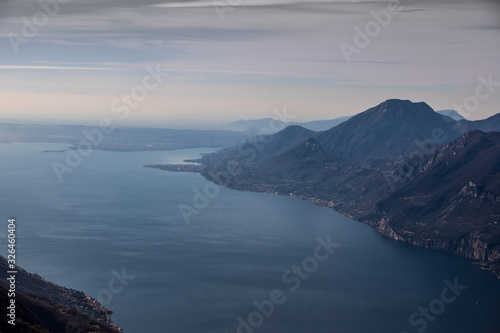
xmin=367 ymin=218 xmax=500 ymax=277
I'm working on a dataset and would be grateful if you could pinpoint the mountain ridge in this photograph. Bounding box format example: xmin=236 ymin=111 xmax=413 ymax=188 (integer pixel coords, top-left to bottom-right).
xmin=223 ymin=116 xmax=351 ymax=132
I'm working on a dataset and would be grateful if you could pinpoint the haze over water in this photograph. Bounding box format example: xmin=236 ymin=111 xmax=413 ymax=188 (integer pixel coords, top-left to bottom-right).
xmin=1 ymin=143 xmax=500 ymax=333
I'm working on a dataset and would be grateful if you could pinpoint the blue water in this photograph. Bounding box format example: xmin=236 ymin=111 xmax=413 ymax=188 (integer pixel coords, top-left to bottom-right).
xmin=0 ymin=142 xmax=499 ymax=333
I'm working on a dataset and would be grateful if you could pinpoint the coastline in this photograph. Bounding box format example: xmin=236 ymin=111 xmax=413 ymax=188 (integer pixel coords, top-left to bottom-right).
xmin=210 ymin=176 xmax=500 ymax=279
xmin=233 ymin=184 xmax=500 ymax=279
xmin=151 ymin=163 xmax=500 ymax=279
xmin=0 ymin=256 xmax=122 ymax=332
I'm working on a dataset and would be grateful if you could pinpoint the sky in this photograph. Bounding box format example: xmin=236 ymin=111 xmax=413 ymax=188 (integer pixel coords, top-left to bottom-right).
xmin=0 ymin=0 xmax=499 ymax=128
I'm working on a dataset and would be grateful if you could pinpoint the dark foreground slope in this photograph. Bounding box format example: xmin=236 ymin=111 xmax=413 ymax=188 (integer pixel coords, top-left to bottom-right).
xmin=0 ymin=256 xmax=121 ymax=333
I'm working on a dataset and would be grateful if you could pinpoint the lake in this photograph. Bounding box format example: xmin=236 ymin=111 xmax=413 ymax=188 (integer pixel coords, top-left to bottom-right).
xmin=0 ymin=142 xmax=499 ymax=333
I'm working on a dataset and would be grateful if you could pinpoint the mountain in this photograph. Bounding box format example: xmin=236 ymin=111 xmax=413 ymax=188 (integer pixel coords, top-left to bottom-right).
xmin=200 ymin=133 xmax=387 ymax=214
xmin=190 ymin=99 xmax=500 ymax=276
xmin=198 ymin=128 xmax=500 ymax=276
xmin=214 ymin=125 xmax=314 ymax=163
xmin=314 ymin=99 xmax=463 ymax=162
xmin=223 ymin=116 xmax=351 ymax=133
xmin=219 ymin=99 xmax=468 ymax=164
xmin=437 ymin=109 xmax=466 ymax=121
xmin=152 ymin=99 xmax=500 ymax=276
xmin=450 ymin=113 xmax=500 ymax=135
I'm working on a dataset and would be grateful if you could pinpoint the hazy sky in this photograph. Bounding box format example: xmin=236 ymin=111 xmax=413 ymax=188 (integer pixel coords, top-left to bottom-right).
xmin=0 ymin=0 xmax=499 ymax=127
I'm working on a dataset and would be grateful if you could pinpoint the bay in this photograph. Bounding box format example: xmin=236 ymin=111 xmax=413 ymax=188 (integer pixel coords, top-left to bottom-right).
xmin=0 ymin=142 xmax=499 ymax=333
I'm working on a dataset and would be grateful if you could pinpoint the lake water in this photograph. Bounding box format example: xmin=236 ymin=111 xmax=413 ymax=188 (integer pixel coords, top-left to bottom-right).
xmin=1 ymin=142 xmax=499 ymax=333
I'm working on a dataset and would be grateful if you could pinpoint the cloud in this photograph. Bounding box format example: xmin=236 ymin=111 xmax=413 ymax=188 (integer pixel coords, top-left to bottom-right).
xmin=0 ymin=0 xmax=499 ymax=123
xmin=163 ymin=68 xmax=298 ymax=75
xmin=0 ymin=65 xmax=115 ymax=71
xmin=149 ymin=0 xmax=397 ymax=8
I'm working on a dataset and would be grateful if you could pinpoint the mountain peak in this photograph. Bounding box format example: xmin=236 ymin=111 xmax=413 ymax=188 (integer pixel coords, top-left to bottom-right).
xmin=279 ymin=124 xmax=313 ymax=135
xmin=315 ymin=99 xmax=462 ymax=161
xmin=380 ymin=98 xmax=414 ymax=107
xmin=374 ymin=99 xmax=432 ymax=116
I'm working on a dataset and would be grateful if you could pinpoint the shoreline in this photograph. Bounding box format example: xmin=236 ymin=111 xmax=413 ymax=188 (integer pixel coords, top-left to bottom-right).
xmin=0 ymin=256 xmax=122 ymax=332
xmin=148 ymin=164 xmax=500 ymax=279
xmin=214 ymin=178 xmax=500 ymax=279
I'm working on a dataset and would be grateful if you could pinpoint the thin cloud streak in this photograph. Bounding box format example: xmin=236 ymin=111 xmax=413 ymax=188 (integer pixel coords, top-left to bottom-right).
xmin=0 ymin=65 xmax=116 ymax=71
xmin=163 ymin=68 xmax=299 ymax=75
xmin=150 ymin=0 xmax=361 ymax=8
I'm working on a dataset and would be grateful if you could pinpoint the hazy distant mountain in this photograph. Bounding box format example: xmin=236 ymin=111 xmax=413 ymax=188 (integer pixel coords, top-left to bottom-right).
xmin=314 ymin=99 xmax=463 ymax=162
xmin=449 ymin=113 xmax=500 ymax=135
xmin=437 ymin=109 xmax=466 ymax=121
xmin=299 ymin=117 xmax=352 ymax=131
xmin=223 ymin=118 xmax=285 ymax=132
xmin=223 ymin=116 xmax=351 ymax=133
xmin=469 ymin=113 xmax=500 ymax=132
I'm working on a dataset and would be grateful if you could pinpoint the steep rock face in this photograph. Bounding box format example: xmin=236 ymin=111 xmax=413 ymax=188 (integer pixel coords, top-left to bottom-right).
xmin=368 ymin=217 xmax=500 ymax=275
xmin=373 ymin=130 xmax=500 ymax=276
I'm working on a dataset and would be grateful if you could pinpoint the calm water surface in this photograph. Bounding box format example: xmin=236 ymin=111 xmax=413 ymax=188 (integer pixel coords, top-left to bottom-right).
xmin=0 ymin=143 xmax=499 ymax=333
